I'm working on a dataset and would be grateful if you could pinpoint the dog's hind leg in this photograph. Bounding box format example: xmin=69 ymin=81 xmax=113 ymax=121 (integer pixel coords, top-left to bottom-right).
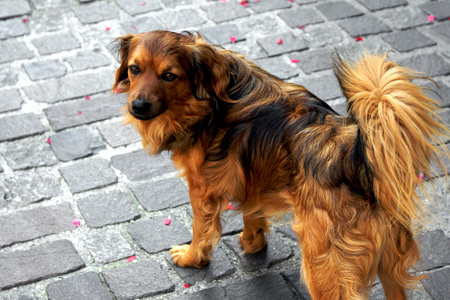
xmin=293 ymin=205 xmax=380 ymax=300
xmin=239 ymin=213 xmax=269 ymax=253
xmin=377 ymin=223 xmax=424 ymax=300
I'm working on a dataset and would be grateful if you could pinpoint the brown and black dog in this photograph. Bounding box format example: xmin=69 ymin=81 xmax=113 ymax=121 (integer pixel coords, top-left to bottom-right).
xmin=113 ymin=30 xmax=448 ymax=299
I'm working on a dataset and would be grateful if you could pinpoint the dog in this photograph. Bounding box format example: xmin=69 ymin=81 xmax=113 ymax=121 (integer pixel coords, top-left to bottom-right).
xmin=112 ymin=30 xmax=448 ymax=299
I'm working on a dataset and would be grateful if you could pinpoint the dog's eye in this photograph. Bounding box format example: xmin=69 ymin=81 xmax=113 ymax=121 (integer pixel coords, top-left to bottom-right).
xmin=129 ymin=65 xmax=140 ymax=75
xmin=162 ymin=73 xmax=178 ymax=82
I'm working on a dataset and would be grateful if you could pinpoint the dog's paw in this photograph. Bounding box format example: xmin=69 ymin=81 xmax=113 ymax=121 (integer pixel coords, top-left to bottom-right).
xmin=239 ymin=232 xmax=267 ymax=254
xmin=170 ymin=244 xmax=208 ymax=268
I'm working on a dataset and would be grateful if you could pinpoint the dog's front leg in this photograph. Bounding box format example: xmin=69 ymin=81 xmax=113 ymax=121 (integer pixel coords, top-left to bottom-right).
xmin=170 ymin=186 xmax=224 ymax=268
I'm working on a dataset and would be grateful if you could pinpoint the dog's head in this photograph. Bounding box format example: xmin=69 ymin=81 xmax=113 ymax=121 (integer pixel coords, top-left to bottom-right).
xmin=112 ymin=30 xmax=232 ymax=121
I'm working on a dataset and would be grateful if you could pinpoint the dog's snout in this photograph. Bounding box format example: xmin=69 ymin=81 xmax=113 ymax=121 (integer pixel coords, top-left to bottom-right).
xmin=131 ymin=98 xmax=151 ymax=116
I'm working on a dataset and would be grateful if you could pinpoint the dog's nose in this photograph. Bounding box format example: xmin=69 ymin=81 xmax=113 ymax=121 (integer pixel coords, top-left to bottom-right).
xmin=131 ymin=98 xmax=151 ymax=116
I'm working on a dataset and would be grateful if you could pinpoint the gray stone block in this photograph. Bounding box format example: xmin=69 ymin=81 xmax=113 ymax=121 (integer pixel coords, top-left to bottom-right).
xmin=102 ymin=260 xmax=175 ymax=300
xmin=296 ymin=74 xmax=343 ymax=100
xmin=50 ymin=127 xmax=106 ymax=161
xmin=130 ymin=177 xmax=189 ymax=211
xmin=77 ymin=189 xmax=141 ymax=228
xmin=111 ymin=151 xmax=176 ymax=182
xmin=173 ymin=287 xmax=227 ymax=300
xmin=116 ymin=0 xmax=162 ymax=16
xmin=378 ymin=7 xmax=430 ymax=30
xmin=59 ymin=157 xmax=117 ymax=194
xmin=31 ymin=32 xmax=80 ymax=55
xmin=281 ymin=269 xmax=311 ymax=300
xmin=72 ymin=1 xmax=119 ymax=24
xmin=399 ymin=53 xmax=450 ymax=77
xmin=420 ymin=1 xmax=450 ymax=21
xmin=200 ymin=24 xmax=245 ymax=45
xmin=121 ymin=16 xmax=164 ymax=34
xmin=0 ymin=203 xmax=75 ymax=248
xmin=158 ymin=9 xmax=206 ymax=30
xmin=357 ymin=0 xmax=407 ymax=11
xmin=316 ymin=1 xmax=363 ymax=21
xmin=0 ymin=39 xmax=34 ymax=63
xmin=339 ymin=15 xmax=391 ymax=37
xmin=97 ymin=121 xmax=141 ymax=148
xmin=222 ymin=209 xmax=244 ymax=235
xmin=224 ymin=41 xmax=266 ymax=60
xmin=382 ymin=29 xmax=437 ymax=52
xmin=0 ymin=18 xmax=30 ymax=40
xmin=423 ymin=268 xmax=450 ymax=299
xmin=201 ymin=2 xmax=250 ymax=24
xmin=420 ymin=79 xmax=450 ymax=108
xmin=23 ymin=69 xmax=114 ymax=103
xmin=160 ymin=0 xmax=192 ymax=9
xmin=166 ymin=244 xmax=235 ymax=285
xmin=0 ymin=113 xmax=47 ymax=142
xmin=255 ymin=56 xmax=299 ymax=80
xmin=248 ymin=0 xmax=292 ymax=13
xmin=84 ymin=230 xmax=134 ymax=264
xmin=276 ymin=224 xmax=298 ymax=241
xmin=30 ymin=8 xmax=72 ymax=32
xmin=128 ymin=216 xmax=192 ymax=253
xmin=303 ymin=23 xmax=344 ymax=48
xmin=257 ymin=32 xmax=307 ymax=57
xmin=65 ymin=51 xmax=111 ymax=71
xmin=23 ymin=59 xmax=67 ymax=81
xmin=0 ymin=88 xmax=23 ymax=113
xmin=0 ymin=65 xmax=18 ymax=87
xmin=278 ymin=7 xmax=324 ymax=28
xmin=0 ymin=0 xmax=31 ymax=19
xmin=429 ymin=22 xmax=450 ymax=44
xmin=419 ymin=229 xmax=450 ymax=271
xmin=224 ymin=273 xmax=296 ymax=300
xmin=3 ymin=136 xmax=57 ymax=170
xmin=46 ymin=272 xmax=113 ymax=300
xmin=0 ymin=240 xmax=85 ymax=290
xmin=222 ymin=233 xmax=293 ymax=272
xmin=44 ymin=95 xmax=122 ymax=131
xmin=289 ymin=48 xmax=333 ymax=74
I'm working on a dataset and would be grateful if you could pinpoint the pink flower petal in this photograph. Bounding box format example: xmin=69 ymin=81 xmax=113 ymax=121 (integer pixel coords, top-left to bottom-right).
xmin=240 ymin=1 xmax=248 ymax=7
xmin=23 ymin=18 xmax=29 ymax=23
xmin=46 ymin=138 xmax=51 ymax=144
xmin=227 ymin=203 xmax=236 ymax=210
xmin=277 ymin=39 xmax=283 ymax=45
xmin=131 ymin=25 xmax=137 ymax=30
xmin=355 ymin=36 xmax=364 ymax=42
xmin=78 ymin=111 xmax=83 ymax=115
xmin=288 ymin=0 xmax=294 ymax=2
xmin=164 ymin=28 xmax=169 ymax=31
xmin=105 ymin=27 xmax=111 ymax=31
xmin=126 ymin=256 xmax=137 ymax=262
xmin=298 ymin=25 xmax=305 ymax=30
xmin=140 ymin=2 xmax=146 ymax=6
xmin=220 ymin=0 xmax=228 ymax=2
xmin=291 ymin=59 xmax=299 ymax=63
xmin=85 ymin=95 xmax=90 ymax=100
xmin=163 ymin=216 xmax=172 ymax=225
xmin=428 ymin=14 xmax=435 ymax=22
xmin=184 ymin=283 xmax=190 ymax=288
xmin=72 ymin=219 xmax=80 ymax=228
xmin=418 ymin=173 xmax=424 ymax=182
xmin=230 ymin=36 xmax=237 ymax=43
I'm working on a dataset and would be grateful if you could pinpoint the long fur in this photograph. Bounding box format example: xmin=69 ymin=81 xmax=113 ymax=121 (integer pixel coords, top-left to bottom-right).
xmin=113 ymin=30 xmax=449 ymax=299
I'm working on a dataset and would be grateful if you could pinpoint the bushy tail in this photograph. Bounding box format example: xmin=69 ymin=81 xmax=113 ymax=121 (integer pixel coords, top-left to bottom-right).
xmin=333 ymin=52 xmax=449 ymax=229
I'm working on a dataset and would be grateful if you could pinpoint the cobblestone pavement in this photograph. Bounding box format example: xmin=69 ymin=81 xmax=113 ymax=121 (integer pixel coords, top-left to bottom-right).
xmin=1 ymin=0 xmax=450 ymax=299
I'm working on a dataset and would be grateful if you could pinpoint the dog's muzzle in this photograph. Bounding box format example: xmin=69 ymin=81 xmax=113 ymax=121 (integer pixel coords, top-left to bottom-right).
xmin=130 ymin=98 xmax=153 ymax=120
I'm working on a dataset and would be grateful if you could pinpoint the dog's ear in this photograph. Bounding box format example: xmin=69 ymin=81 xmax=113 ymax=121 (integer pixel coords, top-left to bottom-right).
xmin=112 ymin=34 xmax=135 ymax=93
xmin=188 ymin=37 xmax=234 ymax=103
